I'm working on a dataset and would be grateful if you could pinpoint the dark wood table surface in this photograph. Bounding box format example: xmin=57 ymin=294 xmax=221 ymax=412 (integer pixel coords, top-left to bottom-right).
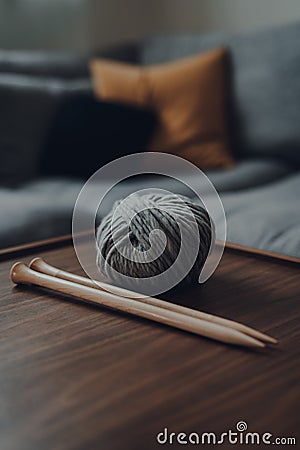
xmin=0 ymin=237 xmax=299 ymax=450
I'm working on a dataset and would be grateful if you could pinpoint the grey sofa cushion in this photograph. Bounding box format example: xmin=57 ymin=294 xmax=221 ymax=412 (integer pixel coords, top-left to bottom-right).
xmin=204 ymin=158 xmax=293 ymax=192
xmin=0 ymin=74 xmax=91 ymax=185
xmin=0 ymin=179 xmax=81 ymax=248
xmin=141 ymin=21 xmax=300 ymax=165
xmin=219 ymin=172 xmax=300 ymax=258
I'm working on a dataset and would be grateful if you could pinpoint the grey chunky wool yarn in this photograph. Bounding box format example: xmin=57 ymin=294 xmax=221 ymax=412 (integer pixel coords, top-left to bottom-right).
xmin=96 ymin=193 xmax=214 ymax=293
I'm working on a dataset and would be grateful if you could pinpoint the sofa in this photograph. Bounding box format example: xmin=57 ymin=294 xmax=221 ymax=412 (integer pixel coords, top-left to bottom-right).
xmin=0 ymin=21 xmax=299 ymax=258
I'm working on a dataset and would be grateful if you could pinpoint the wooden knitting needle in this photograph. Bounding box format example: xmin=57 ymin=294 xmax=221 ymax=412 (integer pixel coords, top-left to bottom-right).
xmin=11 ymin=262 xmax=265 ymax=348
xmin=29 ymin=257 xmax=278 ymax=345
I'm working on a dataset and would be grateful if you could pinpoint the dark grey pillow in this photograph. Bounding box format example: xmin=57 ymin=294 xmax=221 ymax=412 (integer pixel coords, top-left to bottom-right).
xmin=0 ymin=74 xmax=91 ymax=185
xmin=40 ymin=95 xmax=156 ymax=179
xmin=0 ymin=74 xmax=156 ymax=185
xmin=140 ymin=21 xmax=300 ymax=165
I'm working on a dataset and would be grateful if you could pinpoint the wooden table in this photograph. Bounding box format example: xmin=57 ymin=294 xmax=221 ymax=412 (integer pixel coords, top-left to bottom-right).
xmin=0 ymin=237 xmax=299 ymax=450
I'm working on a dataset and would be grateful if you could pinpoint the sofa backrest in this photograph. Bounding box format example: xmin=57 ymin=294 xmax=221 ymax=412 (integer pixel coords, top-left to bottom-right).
xmin=0 ymin=43 xmax=139 ymax=79
xmin=140 ymin=21 xmax=300 ymax=165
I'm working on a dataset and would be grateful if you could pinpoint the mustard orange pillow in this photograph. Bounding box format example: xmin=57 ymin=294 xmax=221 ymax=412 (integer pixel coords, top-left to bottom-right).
xmin=90 ymin=48 xmax=234 ymax=169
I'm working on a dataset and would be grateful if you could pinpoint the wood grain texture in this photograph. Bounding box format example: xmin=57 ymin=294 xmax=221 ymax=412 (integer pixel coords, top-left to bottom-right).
xmin=0 ymin=242 xmax=299 ymax=450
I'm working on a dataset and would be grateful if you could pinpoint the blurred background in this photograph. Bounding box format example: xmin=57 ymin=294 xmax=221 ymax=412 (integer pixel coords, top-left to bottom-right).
xmin=1 ymin=0 xmax=300 ymax=257
xmin=1 ymin=0 xmax=300 ymax=51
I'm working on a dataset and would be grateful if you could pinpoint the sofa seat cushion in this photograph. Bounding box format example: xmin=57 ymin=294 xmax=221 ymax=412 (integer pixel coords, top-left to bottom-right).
xmin=205 ymin=157 xmax=293 ymax=192
xmin=219 ymin=172 xmax=300 ymax=258
xmin=0 ymin=179 xmax=82 ymax=248
xmin=0 ymin=157 xmax=295 ymax=250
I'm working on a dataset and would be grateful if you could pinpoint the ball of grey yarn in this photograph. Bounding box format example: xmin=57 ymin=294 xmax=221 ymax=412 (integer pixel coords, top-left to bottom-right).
xmin=96 ymin=193 xmax=214 ymax=293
